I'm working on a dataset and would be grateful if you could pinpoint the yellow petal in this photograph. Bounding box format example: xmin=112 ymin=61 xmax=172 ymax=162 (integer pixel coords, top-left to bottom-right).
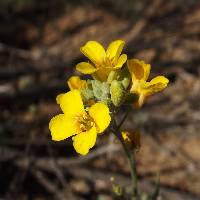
xmin=67 ymin=76 xmax=87 ymax=90
xmin=149 ymin=76 xmax=169 ymax=85
xmin=114 ymin=54 xmax=127 ymax=69
xmin=56 ymin=93 xmax=65 ymax=104
xmin=57 ymin=90 xmax=84 ymax=116
xmin=127 ymin=59 xmax=151 ymax=81
xmin=49 ymin=114 xmax=76 ymax=141
xmin=93 ymin=67 xmax=112 ymax=81
xmin=137 ymin=93 xmax=146 ymax=108
xmin=89 ymin=103 xmax=111 ymax=133
xmin=143 ymin=76 xmax=169 ymax=96
xmin=129 ymin=80 xmax=147 ymax=107
xmin=76 ymin=62 xmax=97 ymax=74
xmin=106 ymin=40 xmax=125 ymax=60
xmin=80 ymin=41 xmax=106 ymax=65
xmin=72 ymin=126 xmax=97 ymax=155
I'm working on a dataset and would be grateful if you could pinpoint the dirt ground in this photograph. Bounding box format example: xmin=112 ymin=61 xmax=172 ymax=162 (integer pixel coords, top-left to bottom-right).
xmin=1 ymin=0 xmax=200 ymax=199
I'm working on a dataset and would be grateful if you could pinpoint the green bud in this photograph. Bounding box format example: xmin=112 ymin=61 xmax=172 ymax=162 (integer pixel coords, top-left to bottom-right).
xmin=107 ymin=68 xmax=131 ymax=90
xmin=91 ymin=80 xmax=110 ymax=104
xmin=121 ymin=77 xmax=130 ymax=89
xmin=80 ymin=80 xmax=94 ymax=101
xmin=107 ymin=71 xmax=119 ymax=83
xmin=81 ymin=88 xmax=94 ymax=100
xmin=119 ymin=67 xmax=131 ymax=89
xmin=110 ymin=80 xmax=124 ymax=107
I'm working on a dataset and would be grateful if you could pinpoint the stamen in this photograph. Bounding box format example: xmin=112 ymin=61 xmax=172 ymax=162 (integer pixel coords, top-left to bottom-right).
xmin=103 ymin=56 xmax=115 ymax=68
xmin=75 ymin=112 xmax=95 ymax=132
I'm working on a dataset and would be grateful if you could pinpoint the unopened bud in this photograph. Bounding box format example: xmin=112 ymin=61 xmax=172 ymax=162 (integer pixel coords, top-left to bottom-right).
xmin=110 ymin=80 xmax=124 ymax=107
xmin=107 ymin=71 xmax=119 ymax=83
xmin=121 ymin=131 xmax=141 ymax=150
xmin=121 ymin=77 xmax=130 ymax=89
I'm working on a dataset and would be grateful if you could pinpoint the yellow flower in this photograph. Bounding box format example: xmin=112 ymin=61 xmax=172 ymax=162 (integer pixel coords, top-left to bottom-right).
xmin=49 ymin=90 xmax=111 ymax=155
xmin=67 ymin=76 xmax=87 ymax=90
xmin=76 ymin=40 xmax=127 ymax=81
xmin=127 ymin=59 xmax=169 ymax=107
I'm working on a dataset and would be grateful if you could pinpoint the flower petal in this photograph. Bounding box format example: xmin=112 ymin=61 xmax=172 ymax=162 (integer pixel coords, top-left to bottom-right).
xmin=89 ymin=103 xmax=111 ymax=133
xmin=136 ymin=93 xmax=145 ymax=108
xmin=114 ymin=54 xmax=127 ymax=69
xmin=56 ymin=90 xmax=84 ymax=116
xmin=72 ymin=126 xmax=97 ymax=155
xmin=106 ymin=40 xmax=125 ymax=60
xmin=67 ymin=76 xmax=87 ymax=90
xmin=56 ymin=93 xmax=65 ymax=104
xmin=49 ymin=114 xmax=76 ymax=141
xmin=76 ymin=62 xmax=97 ymax=74
xmin=93 ymin=68 xmax=112 ymax=81
xmin=80 ymin=41 xmax=106 ymax=65
xmin=127 ymin=59 xmax=151 ymax=81
xmin=143 ymin=76 xmax=169 ymax=96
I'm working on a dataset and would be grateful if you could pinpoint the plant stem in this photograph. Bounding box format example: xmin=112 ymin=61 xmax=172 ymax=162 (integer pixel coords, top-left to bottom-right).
xmin=117 ymin=108 xmax=131 ymax=129
xmin=112 ymin=118 xmax=138 ymax=199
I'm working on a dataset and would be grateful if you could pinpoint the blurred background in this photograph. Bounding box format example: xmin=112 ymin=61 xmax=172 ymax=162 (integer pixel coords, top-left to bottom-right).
xmin=1 ymin=0 xmax=200 ymax=199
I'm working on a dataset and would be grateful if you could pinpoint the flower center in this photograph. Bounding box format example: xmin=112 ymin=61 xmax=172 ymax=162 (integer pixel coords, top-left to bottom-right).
xmin=75 ymin=112 xmax=95 ymax=132
xmin=103 ymin=56 xmax=115 ymax=68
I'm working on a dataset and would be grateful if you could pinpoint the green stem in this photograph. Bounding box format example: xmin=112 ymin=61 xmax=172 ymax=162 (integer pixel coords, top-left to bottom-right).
xmin=117 ymin=108 xmax=131 ymax=129
xmin=112 ymin=118 xmax=138 ymax=199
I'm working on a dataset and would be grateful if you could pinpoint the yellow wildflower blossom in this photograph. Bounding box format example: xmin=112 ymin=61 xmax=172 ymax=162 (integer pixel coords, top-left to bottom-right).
xmin=49 ymin=90 xmax=111 ymax=155
xmin=76 ymin=40 xmax=127 ymax=81
xmin=67 ymin=76 xmax=87 ymax=90
xmin=127 ymin=59 xmax=169 ymax=107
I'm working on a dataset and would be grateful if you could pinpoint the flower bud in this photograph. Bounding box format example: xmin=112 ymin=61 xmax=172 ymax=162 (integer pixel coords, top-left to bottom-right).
xmin=121 ymin=77 xmax=130 ymax=89
xmin=121 ymin=131 xmax=141 ymax=150
xmin=107 ymin=71 xmax=119 ymax=83
xmin=110 ymin=80 xmax=124 ymax=107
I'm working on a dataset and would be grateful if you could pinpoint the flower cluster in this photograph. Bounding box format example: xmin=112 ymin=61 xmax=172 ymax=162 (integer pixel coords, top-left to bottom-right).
xmin=49 ymin=40 xmax=169 ymax=155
